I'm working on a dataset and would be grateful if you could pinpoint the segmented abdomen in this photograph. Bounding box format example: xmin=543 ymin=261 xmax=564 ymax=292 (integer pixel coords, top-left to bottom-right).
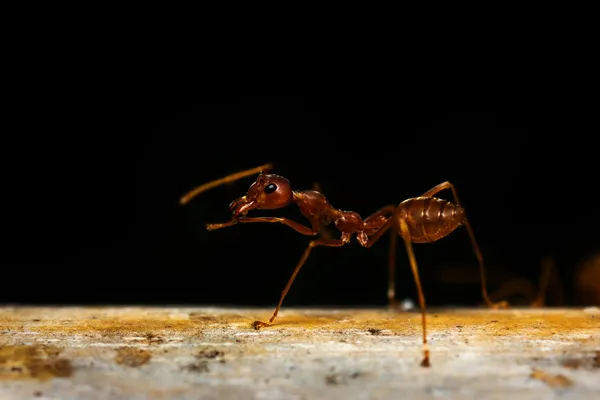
xmin=395 ymin=197 xmax=465 ymax=243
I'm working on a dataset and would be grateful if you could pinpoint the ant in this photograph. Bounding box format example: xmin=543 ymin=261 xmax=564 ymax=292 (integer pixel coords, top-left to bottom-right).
xmin=180 ymin=164 xmax=509 ymax=367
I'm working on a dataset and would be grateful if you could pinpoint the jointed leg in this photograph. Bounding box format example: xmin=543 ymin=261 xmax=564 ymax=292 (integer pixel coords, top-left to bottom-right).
xmin=398 ymin=218 xmax=430 ymax=368
xmin=207 ymin=216 xmax=318 ymax=236
xmin=362 ymin=213 xmax=430 ymax=367
xmin=252 ymin=237 xmax=347 ymax=329
xmin=388 ymin=231 xmax=398 ymax=309
xmin=531 ymin=256 xmax=554 ymax=307
xmin=364 ymin=205 xmax=399 ymax=308
xmin=420 ymin=181 xmax=509 ymax=309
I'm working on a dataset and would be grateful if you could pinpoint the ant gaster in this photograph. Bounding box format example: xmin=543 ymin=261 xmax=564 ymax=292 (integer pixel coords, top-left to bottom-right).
xmin=181 ymin=164 xmax=509 ymax=368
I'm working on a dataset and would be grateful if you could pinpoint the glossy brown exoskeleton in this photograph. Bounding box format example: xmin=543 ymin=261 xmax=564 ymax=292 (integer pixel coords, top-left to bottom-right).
xmin=181 ymin=164 xmax=508 ymax=367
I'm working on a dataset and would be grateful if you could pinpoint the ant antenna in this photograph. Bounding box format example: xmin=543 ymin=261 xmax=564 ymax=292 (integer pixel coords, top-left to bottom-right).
xmin=179 ymin=163 xmax=273 ymax=206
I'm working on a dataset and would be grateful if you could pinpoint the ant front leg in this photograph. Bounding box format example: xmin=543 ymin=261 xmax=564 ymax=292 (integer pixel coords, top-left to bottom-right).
xmin=205 ymin=215 xmax=332 ymax=329
xmin=420 ymin=181 xmax=509 ymax=310
xmin=252 ymin=237 xmax=348 ymax=330
xmin=207 ymin=217 xmax=318 ymax=236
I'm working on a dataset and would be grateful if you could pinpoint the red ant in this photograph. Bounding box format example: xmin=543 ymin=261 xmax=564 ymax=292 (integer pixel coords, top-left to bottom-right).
xmin=180 ymin=164 xmax=509 ymax=367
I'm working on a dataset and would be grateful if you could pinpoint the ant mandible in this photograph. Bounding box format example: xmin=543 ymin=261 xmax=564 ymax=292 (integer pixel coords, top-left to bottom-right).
xmin=180 ymin=164 xmax=509 ymax=368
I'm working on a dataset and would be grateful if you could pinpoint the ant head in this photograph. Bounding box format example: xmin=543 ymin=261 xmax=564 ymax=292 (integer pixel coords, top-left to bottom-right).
xmin=229 ymin=173 xmax=293 ymax=216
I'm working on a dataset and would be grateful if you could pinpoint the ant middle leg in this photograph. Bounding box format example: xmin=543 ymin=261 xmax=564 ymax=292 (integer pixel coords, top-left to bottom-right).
xmin=420 ymin=181 xmax=509 ymax=310
xmin=364 ymin=205 xmax=400 ymax=310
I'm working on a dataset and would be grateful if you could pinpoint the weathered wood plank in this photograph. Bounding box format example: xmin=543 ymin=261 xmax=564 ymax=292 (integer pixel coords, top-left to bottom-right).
xmin=1 ymin=306 xmax=599 ymax=399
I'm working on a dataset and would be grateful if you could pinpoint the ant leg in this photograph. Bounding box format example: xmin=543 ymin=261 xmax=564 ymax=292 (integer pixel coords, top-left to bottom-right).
xmin=207 ymin=217 xmax=317 ymax=236
xmin=398 ymin=218 xmax=430 ymax=368
xmin=531 ymin=256 xmax=554 ymax=307
xmin=388 ymin=231 xmax=398 ymax=309
xmin=487 ymin=278 xmax=537 ymax=305
xmin=252 ymin=237 xmax=347 ymax=330
xmin=180 ymin=163 xmax=273 ymax=205
xmin=364 ymin=205 xmax=399 ymax=309
xmin=420 ymin=181 xmax=509 ymax=310
xmin=204 ymin=219 xmax=238 ymax=231
xmin=361 ymin=214 xmax=430 ymax=367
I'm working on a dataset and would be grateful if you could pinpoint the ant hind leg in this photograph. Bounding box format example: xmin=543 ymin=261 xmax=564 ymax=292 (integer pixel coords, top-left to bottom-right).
xmin=420 ymin=181 xmax=509 ymax=310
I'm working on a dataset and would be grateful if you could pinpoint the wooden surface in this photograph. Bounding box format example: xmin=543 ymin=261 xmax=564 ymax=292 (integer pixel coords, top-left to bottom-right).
xmin=1 ymin=306 xmax=599 ymax=399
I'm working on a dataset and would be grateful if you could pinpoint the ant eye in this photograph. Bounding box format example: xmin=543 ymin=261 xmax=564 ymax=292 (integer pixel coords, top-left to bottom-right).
xmin=264 ymin=183 xmax=277 ymax=194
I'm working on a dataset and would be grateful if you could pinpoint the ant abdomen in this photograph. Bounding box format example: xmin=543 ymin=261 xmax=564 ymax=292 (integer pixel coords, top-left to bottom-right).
xmin=396 ymin=197 xmax=465 ymax=243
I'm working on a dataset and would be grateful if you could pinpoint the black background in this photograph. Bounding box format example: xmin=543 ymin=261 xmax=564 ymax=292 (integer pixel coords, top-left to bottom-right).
xmin=2 ymin=98 xmax=598 ymax=308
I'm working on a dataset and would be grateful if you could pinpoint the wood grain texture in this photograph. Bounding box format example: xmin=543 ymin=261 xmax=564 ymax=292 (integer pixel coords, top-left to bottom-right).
xmin=1 ymin=306 xmax=599 ymax=399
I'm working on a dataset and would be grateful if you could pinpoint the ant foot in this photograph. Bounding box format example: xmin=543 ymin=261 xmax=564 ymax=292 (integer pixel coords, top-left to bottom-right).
xmin=420 ymin=349 xmax=431 ymax=368
xmin=489 ymin=300 xmax=510 ymax=310
xmin=387 ymin=299 xmax=404 ymax=312
xmin=530 ymin=297 xmax=545 ymax=308
xmin=251 ymin=320 xmax=270 ymax=330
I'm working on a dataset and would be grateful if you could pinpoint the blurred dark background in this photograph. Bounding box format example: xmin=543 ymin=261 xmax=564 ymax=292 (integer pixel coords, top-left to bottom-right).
xmin=2 ymin=97 xmax=599 ymax=308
